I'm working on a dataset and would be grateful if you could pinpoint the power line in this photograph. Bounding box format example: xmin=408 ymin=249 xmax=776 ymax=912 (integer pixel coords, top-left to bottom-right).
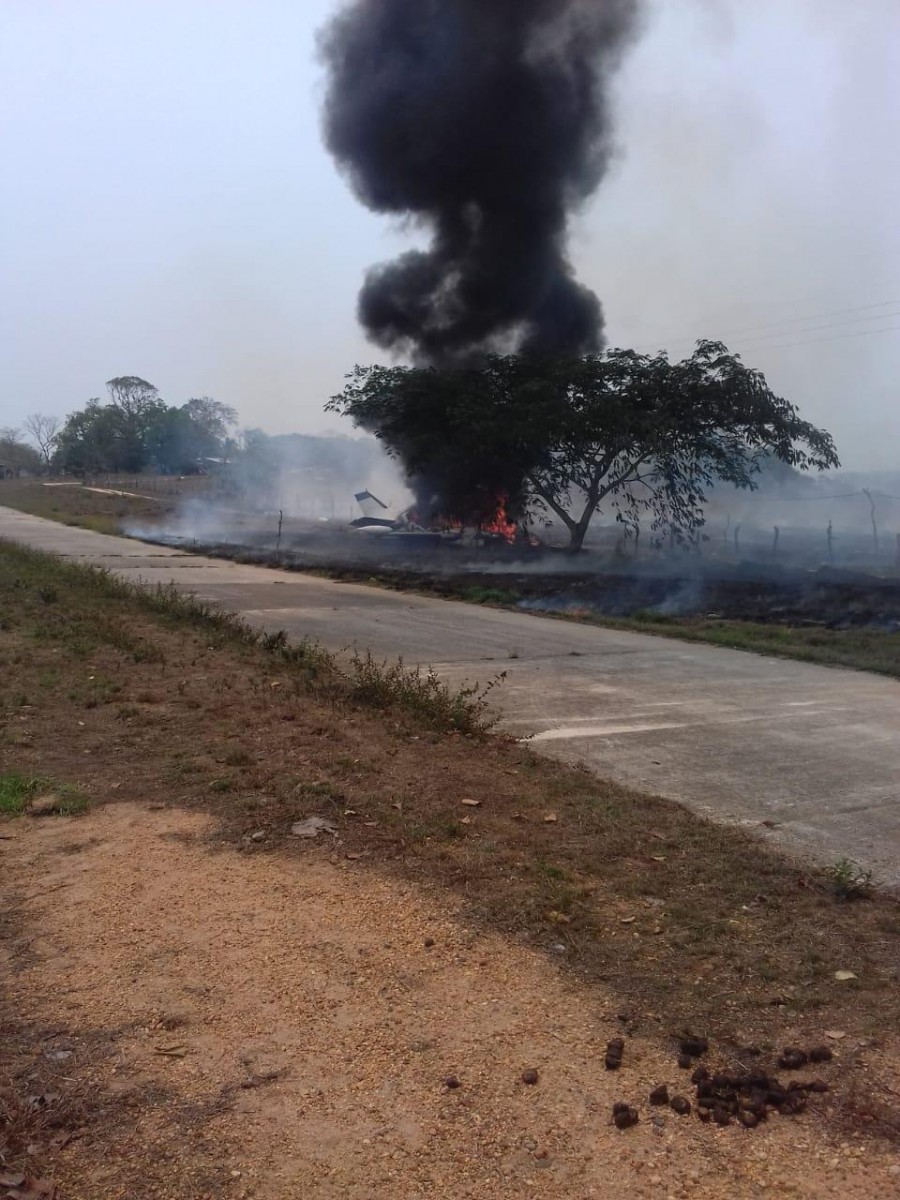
xmin=723 ymin=308 xmax=900 ymax=348
xmin=623 ymin=321 xmax=900 ymax=357
xmin=752 ymin=322 xmax=900 ymax=351
xmin=734 ymin=489 xmax=900 ymax=503
xmin=621 ymin=297 xmax=900 ymax=351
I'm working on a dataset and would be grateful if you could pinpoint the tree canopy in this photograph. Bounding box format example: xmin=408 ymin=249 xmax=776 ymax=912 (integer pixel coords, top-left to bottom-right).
xmin=327 ymin=356 xmax=547 ymax=524
xmin=327 ymin=342 xmax=840 ymax=549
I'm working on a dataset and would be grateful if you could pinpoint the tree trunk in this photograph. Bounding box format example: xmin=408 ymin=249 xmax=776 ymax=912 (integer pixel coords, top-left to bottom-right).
xmin=567 ymin=511 xmax=594 ymax=553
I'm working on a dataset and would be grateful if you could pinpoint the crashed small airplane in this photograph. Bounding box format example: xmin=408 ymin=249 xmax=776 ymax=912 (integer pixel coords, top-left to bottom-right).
xmin=349 ymin=490 xmax=459 ymax=544
xmin=350 ymin=490 xmax=397 ymax=532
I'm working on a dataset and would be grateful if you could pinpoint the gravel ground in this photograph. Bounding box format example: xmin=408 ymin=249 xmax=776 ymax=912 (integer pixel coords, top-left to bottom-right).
xmin=3 ymin=803 xmax=899 ymax=1199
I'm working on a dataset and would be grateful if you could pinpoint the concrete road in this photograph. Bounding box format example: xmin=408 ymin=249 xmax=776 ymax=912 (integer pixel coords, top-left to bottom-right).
xmin=3 ymin=505 xmax=899 ymax=882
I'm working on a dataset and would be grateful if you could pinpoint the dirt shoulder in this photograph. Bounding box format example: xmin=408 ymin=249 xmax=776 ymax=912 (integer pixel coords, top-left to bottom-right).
xmin=2 ymin=540 xmax=900 ymax=1197
xmin=6 ymin=804 xmax=899 ymax=1200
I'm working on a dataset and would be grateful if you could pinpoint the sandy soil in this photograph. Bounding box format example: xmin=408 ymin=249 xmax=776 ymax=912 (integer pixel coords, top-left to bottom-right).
xmin=3 ymin=804 xmax=898 ymax=1200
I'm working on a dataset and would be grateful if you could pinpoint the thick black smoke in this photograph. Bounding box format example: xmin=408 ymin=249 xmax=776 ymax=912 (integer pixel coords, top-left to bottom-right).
xmin=321 ymin=0 xmax=641 ymax=366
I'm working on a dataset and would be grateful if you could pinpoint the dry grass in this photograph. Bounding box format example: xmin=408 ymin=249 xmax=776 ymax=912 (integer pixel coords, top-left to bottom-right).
xmin=0 ymin=1074 xmax=89 ymax=1182
xmin=2 ymin=539 xmax=898 ymax=1057
xmin=0 ymin=478 xmax=172 ymax=536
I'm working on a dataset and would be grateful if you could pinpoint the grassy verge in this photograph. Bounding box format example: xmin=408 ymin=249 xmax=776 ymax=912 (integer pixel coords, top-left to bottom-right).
xmin=0 ymin=540 xmax=498 ymax=736
xmin=2 ymin=537 xmax=899 ymax=1065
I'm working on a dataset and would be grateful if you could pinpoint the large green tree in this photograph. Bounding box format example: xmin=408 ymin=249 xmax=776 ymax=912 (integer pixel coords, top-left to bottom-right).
xmin=327 ymin=356 xmax=544 ymax=524
xmin=327 ymin=342 xmax=839 ymax=550
xmin=54 ymin=401 xmax=126 ymax=474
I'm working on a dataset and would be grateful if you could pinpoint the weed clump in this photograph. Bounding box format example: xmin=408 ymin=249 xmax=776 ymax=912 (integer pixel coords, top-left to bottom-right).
xmin=829 ymin=858 xmax=874 ymax=902
xmin=343 ymin=650 xmax=504 ymax=735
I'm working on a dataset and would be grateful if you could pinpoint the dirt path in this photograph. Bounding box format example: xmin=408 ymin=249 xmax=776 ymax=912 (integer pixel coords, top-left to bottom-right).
xmin=4 ymin=804 xmax=897 ymax=1200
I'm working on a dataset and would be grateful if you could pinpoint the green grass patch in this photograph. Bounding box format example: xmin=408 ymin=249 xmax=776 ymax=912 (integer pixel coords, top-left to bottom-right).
xmin=0 ymin=770 xmax=89 ymax=816
xmin=0 ymin=771 xmax=39 ymax=814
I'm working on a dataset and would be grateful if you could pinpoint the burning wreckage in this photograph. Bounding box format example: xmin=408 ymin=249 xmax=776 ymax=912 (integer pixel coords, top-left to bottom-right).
xmin=350 ymin=489 xmax=530 ymax=548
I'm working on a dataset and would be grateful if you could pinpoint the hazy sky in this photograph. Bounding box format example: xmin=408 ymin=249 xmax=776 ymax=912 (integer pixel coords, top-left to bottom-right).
xmin=2 ymin=0 xmax=899 ymax=468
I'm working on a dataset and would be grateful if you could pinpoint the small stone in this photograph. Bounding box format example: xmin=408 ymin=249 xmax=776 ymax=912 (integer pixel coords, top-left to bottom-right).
xmin=443 ymin=1075 xmax=461 ymax=1089
xmin=424 ymin=938 xmax=435 ymax=949
xmin=291 ymin=816 xmax=338 ymax=839
xmin=521 ymin=1068 xmax=539 ymax=1086
xmin=250 ymin=831 xmax=265 ymax=843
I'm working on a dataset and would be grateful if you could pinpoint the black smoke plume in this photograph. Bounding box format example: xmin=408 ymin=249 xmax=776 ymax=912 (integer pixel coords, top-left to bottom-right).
xmin=321 ymin=0 xmax=642 ymax=366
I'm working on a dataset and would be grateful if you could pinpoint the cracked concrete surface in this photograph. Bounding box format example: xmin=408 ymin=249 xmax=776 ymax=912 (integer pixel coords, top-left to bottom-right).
xmin=2 ymin=505 xmax=898 ymax=882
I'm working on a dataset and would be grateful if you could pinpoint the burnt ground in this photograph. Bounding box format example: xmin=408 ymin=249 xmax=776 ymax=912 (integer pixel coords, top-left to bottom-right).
xmin=2 ymin=540 xmax=900 ymax=1197
xmin=216 ymin=551 xmax=900 ymax=631
xmin=5 ymin=479 xmax=900 ymax=629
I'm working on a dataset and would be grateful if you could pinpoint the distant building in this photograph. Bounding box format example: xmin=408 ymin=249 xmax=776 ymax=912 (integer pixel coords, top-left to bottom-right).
xmin=195 ymin=456 xmax=231 ymax=475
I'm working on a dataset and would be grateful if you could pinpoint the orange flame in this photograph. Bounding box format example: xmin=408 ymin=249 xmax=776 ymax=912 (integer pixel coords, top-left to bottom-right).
xmin=479 ymin=495 xmax=517 ymax=543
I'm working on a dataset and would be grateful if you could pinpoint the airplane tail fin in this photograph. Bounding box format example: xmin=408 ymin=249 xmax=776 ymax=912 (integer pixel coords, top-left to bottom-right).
xmin=354 ymin=490 xmax=389 ymax=518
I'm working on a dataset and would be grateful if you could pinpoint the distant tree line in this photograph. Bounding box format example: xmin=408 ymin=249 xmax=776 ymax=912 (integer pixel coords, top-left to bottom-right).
xmin=3 ymin=377 xmax=237 ymax=477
